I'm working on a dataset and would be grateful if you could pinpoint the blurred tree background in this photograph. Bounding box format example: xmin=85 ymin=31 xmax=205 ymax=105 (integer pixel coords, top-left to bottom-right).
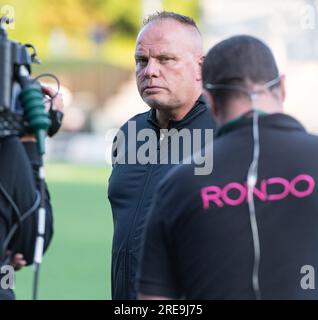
xmin=0 ymin=0 xmax=199 ymax=69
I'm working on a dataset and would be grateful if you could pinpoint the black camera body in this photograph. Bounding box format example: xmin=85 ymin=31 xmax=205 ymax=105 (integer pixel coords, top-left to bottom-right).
xmin=0 ymin=17 xmax=63 ymax=154
xmin=0 ymin=17 xmax=40 ymax=138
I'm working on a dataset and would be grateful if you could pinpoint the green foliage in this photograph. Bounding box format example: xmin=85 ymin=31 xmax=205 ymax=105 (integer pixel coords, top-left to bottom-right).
xmin=163 ymin=0 xmax=200 ymax=20
xmin=0 ymin=0 xmax=199 ymax=69
xmin=103 ymin=0 xmax=142 ymax=36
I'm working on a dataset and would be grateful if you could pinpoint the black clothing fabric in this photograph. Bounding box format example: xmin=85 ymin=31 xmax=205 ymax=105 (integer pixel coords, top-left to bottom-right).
xmin=0 ymin=137 xmax=53 ymax=300
xmin=139 ymin=113 xmax=318 ymax=299
xmin=108 ymin=96 xmax=215 ymax=299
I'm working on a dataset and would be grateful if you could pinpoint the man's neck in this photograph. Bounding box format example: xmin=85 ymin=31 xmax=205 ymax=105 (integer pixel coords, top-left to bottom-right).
xmin=218 ymin=99 xmax=283 ymax=127
xmin=155 ymin=95 xmax=201 ymax=128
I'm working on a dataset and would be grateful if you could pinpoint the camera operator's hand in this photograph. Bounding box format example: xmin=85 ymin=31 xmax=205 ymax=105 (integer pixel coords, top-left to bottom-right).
xmin=42 ymin=85 xmax=64 ymax=114
xmin=11 ymin=253 xmax=26 ymax=271
xmin=42 ymin=85 xmax=64 ymax=137
xmin=20 ymin=85 xmax=64 ymax=143
xmin=6 ymin=251 xmax=27 ymax=271
xmin=20 ymin=135 xmax=37 ymax=143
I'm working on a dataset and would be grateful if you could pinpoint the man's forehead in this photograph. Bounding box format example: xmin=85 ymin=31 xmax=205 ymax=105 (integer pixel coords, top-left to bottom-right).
xmin=135 ymin=42 xmax=176 ymax=55
xmin=135 ymin=20 xmax=200 ymax=54
xmin=137 ymin=28 xmax=178 ymax=45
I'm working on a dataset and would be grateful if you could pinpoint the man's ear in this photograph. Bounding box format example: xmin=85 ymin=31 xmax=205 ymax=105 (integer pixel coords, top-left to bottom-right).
xmin=196 ymin=55 xmax=204 ymax=81
xmin=279 ymin=74 xmax=286 ymax=103
xmin=203 ymin=89 xmax=218 ymax=118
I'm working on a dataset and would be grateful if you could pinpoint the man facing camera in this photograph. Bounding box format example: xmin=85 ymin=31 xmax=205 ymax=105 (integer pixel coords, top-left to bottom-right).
xmin=108 ymin=11 xmax=215 ymax=300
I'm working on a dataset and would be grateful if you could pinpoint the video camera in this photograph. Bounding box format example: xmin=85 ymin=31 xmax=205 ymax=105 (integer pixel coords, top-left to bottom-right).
xmin=0 ymin=16 xmax=62 ymax=154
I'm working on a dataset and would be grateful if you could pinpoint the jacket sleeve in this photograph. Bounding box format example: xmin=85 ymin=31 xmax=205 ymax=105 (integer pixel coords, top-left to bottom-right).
xmin=10 ymin=141 xmax=54 ymax=265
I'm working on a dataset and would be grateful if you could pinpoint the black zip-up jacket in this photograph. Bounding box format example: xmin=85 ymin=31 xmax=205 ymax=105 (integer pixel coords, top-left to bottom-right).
xmin=0 ymin=138 xmax=53 ymax=300
xmin=108 ymin=95 xmax=215 ymax=299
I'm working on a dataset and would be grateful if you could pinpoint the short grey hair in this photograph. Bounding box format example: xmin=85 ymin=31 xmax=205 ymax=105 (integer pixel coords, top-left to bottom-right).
xmin=142 ymin=11 xmax=200 ymax=33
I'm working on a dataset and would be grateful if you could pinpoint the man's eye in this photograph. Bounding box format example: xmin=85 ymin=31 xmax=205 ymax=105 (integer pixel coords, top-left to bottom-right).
xmin=136 ymin=58 xmax=148 ymax=66
xmin=159 ymin=57 xmax=171 ymax=63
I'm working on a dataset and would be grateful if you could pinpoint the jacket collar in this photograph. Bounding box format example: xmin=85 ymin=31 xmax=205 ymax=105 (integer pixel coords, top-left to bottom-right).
xmin=147 ymin=95 xmax=208 ymax=130
xmin=216 ymin=112 xmax=306 ymax=137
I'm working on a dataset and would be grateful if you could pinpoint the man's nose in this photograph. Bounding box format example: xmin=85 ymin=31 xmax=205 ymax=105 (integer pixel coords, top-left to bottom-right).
xmin=143 ymin=59 xmax=160 ymax=78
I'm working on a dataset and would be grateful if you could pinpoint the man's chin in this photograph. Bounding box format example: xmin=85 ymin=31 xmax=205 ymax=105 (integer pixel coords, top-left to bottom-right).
xmin=142 ymin=96 xmax=170 ymax=110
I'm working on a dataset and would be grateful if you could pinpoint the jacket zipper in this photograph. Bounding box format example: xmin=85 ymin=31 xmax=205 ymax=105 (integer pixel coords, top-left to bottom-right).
xmin=123 ymin=131 xmax=162 ymax=298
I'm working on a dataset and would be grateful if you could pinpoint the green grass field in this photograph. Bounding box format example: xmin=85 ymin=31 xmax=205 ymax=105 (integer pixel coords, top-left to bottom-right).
xmin=14 ymin=162 xmax=113 ymax=300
